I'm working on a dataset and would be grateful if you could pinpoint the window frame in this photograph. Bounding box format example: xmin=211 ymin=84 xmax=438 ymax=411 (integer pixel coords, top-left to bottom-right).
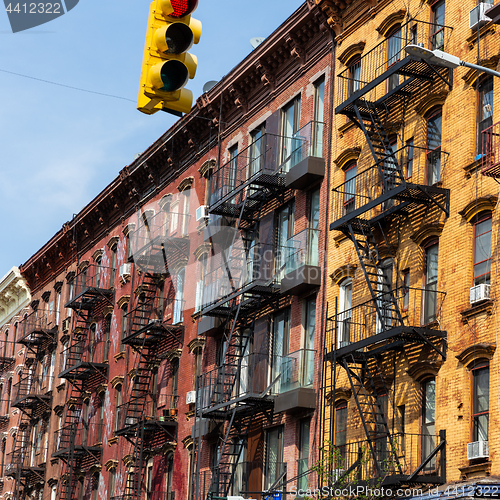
xmin=422 ymin=240 xmax=439 ymax=324
xmin=473 ymin=213 xmax=492 ymax=286
xmin=343 ymin=162 xmax=357 ymax=215
xmin=426 ymin=108 xmax=443 ymax=186
xmin=348 ymin=57 xmax=361 ymax=96
xmin=471 ymin=361 xmax=489 ymax=443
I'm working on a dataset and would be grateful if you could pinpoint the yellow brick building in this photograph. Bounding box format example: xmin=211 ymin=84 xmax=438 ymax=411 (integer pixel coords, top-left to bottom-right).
xmin=315 ymin=0 xmax=500 ymax=493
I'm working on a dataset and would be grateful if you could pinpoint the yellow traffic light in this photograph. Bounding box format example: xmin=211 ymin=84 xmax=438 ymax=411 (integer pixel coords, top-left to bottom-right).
xmin=137 ymin=0 xmax=202 ymax=116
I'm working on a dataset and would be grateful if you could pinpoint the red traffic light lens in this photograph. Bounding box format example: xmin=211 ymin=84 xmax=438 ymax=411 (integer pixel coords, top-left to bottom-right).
xmin=169 ymin=0 xmax=198 ymax=17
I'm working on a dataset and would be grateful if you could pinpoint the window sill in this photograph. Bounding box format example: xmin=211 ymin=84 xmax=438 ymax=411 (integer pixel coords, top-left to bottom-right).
xmin=463 ymin=154 xmax=491 ymax=179
xmin=460 ymin=300 xmax=493 ymax=324
xmin=459 ymin=460 xmax=491 ymax=480
xmin=114 ymin=351 xmax=126 ymax=362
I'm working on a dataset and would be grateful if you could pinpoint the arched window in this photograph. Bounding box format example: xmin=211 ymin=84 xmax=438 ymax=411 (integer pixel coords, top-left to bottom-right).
xmin=471 ymin=360 xmax=489 ymax=443
xmin=426 ymin=108 xmax=442 ymax=185
xmin=421 ymin=378 xmax=436 ymax=468
xmin=103 ymin=314 xmax=112 ymax=361
xmin=335 ymin=400 xmax=348 ymax=457
xmin=343 ymin=162 xmax=357 ymax=215
xmin=423 ymin=240 xmax=439 ymax=324
xmin=387 ymin=26 xmax=402 ymax=92
xmin=348 ymin=57 xmax=361 ymax=96
xmin=473 ymin=213 xmax=492 ymax=286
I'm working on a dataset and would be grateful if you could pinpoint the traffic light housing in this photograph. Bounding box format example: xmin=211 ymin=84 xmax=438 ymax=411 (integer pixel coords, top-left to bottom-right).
xmin=137 ymin=0 xmax=201 ymax=116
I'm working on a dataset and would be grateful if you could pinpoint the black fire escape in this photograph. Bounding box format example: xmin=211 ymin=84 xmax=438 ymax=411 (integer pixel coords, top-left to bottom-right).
xmin=53 ymin=264 xmax=114 ymax=500
xmin=115 ymin=211 xmax=187 ymax=500
xmin=8 ymin=310 xmax=57 ymax=500
xmin=322 ymin=18 xmax=452 ymax=489
xmin=193 ymin=121 xmax=325 ymax=500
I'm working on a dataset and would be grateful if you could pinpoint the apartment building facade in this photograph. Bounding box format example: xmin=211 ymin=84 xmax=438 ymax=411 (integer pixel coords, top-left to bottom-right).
xmin=11 ymin=2 xmax=333 ymax=500
xmin=0 ymin=268 xmax=31 ymax=500
xmin=316 ymin=0 xmax=500 ymax=495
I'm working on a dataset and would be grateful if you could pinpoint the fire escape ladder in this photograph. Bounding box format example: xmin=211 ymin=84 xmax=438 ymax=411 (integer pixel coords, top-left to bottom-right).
xmin=11 ymin=417 xmax=31 ymax=500
xmin=124 ymin=421 xmax=147 ymax=500
xmin=352 ymin=101 xmax=404 ymax=192
xmin=348 ymin=222 xmax=403 ymax=331
xmin=342 ymin=354 xmax=403 ymax=478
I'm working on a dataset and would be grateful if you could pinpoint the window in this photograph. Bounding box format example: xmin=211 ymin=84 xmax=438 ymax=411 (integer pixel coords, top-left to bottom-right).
xmin=173 ymin=269 xmax=185 ymax=324
xmin=170 ymin=202 xmax=179 ymax=233
xmin=398 ymin=405 xmax=406 ymax=451
xmin=104 ymin=314 xmax=111 ymax=362
xmin=193 ymin=347 xmax=202 ymax=390
xmin=421 ymin=379 xmax=436 ymax=468
xmin=405 ymin=138 xmax=414 ymax=179
xmin=166 ymin=453 xmax=174 ymax=499
xmin=303 ymin=297 xmax=316 ymax=387
xmin=276 ymin=202 xmax=295 ymax=279
xmin=474 ymin=215 xmax=492 ymax=285
xmin=108 ymin=470 xmax=116 ymax=500
xmin=110 ymin=243 xmax=117 ymax=286
xmin=0 ymin=438 xmax=5 ymax=477
xmin=472 ymin=362 xmax=489 ymax=442
xmin=272 ymin=308 xmax=291 ymax=388
xmin=95 ymin=257 xmax=102 ymax=288
xmin=171 ymin=358 xmax=179 ymax=408
xmin=195 ymin=255 xmax=208 ymax=313
xmin=228 ymin=144 xmax=239 ymax=193
xmin=308 ymin=189 xmax=320 ymax=266
xmin=430 ymin=0 xmax=445 ymax=50
xmin=298 ymin=418 xmax=311 ymax=492
xmin=348 ymin=58 xmax=361 ymax=96
xmin=6 ymin=380 xmax=11 ymax=414
xmin=478 ymin=77 xmax=494 ymax=155
xmin=89 ymin=324 xmax=97 ymax=362
xmin=249 ymin=123 xmax=266 ymax=177
xmin=338 ymin=279 xmax=352 ymax=348
xmin=335 ymin=401 xmax=348 ymax=458
xmin=344 ymin=163 xmax=357 ymax=214
xmin=377 ymin=259 xmax=393 ymax=332
xmin=114 ymin=385 xmax=122 ymax=432
xmin=313 ymin=77 xmax=325 ymax=157
xmin=121 ymin=302 xmax=129 ymax=347
xmin=387 ymin=27 xmax=402 ymax=92
xmin=423 ymin=242 xmax=439 ymax=324
xmin=281 ymin=95 xmax=301 ymax=171
xmin=426 ymin=109 xmax=442 ymax=185
xmin=55 ymin=290 xmax=61 ymax=326
xmin=265 ymin=426 xmax=284 ymax=490
xmin=403 ymin=270 xmax=410 ymax=311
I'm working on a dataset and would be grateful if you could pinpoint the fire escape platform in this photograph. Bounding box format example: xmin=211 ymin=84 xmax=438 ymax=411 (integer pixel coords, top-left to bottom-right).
xmin=115 ymin=417 xmax=178 ymax=438
xmin=335 ymin=56 xmax=450 ymax=117
xmin=0 ymin=356 xmax=15 ymax=370
xmin=52 ymin=443 xmax=103 ymax=459
xmin=209 ymin=172 xmax=285 ymax=219
xmin=122 ymin=320 xmax=184 ymax=347
xmin=130 ymin=236 xmax=190 ymax=274
xmin=200 ymin=282 xmax=280 ymax=317
xmin=12 ymin=393 xmax=51 ymax=409
xmin=330 ymin=182 xmax=449 ymax=233
xmin=18 ymin=328 xmax=57 ymax=346
xmin=59 ymin=362 xmax=108 ymax=380
xmin=325 ymin=325 xmax=447 ymax=361
xmin=65 ymin=288 xmax=114 ymax=310
xmin=201 ymin=394 xmax=274 ymax=420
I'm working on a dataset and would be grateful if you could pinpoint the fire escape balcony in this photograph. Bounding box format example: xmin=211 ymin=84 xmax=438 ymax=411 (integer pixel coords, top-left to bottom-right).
xmin=280 ymin=228 xmax=322 ymax=295
xmin=12 ymin=374 xmax=54 ymax=412
xmin=129 ymin=211 xmax=191 ymax=274
xmin=59 ymin=337 xmax=109 ymax=380
xmin=18 ymin=310 xmax=58 ymax=346
xmin=115 ymin=393 xmax=179 ymax=438
xmin=199 ymin=243 xmax=282 ymax=319
xmin=65 ymin=264 xmax=114 ymax=310
xmin=481 ymin=121 xmax=500 ymax=178
xmin=335 ymin=20 xmax=453 ymax=117
xmin=52 ymin=422 xmax=104 ymax=459
xmin=331 ymin=431 xmax=446 ymax=488
xmin=6 ymin=445 xmax=49 ymax=478
xmin=197 ymin=353 xmax=273 ymax=420
xmin=0 ymin=340 xmax=16 ymax=371
xmin=325 ymin=287 xmax=447 ymax=361
xmin=122 ymin=297 xmax=185 ymax=347
xmin=273 ymin=349 xmax=316 ymax=413
xmin=330 ymin=145 xmax=450 ymax=233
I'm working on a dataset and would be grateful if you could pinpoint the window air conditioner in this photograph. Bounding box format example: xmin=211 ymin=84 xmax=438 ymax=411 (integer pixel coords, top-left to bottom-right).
xmin=470 ymin=3 xmax=491 ymax=29
xmin=470 ymin=284 xmax=491 ymax=305
xmin=332 ymin=469 xmax=346 ymax=483
xmin=61 ymin=318 xmax=71 ymax=333
xmin=196 ymin=205 xmax=208 ymax=221
xmin=119 ymin=263 xmax=131 ymax=279
xmin=467 ymin=440 xmax=489 ymax=460
xmin=186 ymin=390 xmax=196 ymax=404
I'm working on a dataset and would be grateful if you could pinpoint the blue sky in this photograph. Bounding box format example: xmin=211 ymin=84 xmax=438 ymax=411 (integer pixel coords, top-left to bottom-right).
xmin=0 ymin=0 xmax=305 ymax=279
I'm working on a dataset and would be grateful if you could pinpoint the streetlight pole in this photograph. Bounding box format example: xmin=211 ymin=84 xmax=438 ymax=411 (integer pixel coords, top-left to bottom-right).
xmin=405 ymin=44 xmax=500 ymax=79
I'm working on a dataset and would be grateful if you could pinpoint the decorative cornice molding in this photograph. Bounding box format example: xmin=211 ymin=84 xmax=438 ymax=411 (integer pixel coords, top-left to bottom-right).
xmin=194 ymin=243 xmax=211 ymax=261
xmin=110 ymin=376 xmax=124 ymax=389
xmin=198 ymin=159 xmax=216 ymax=178
xmin=106 ymin=236 xmax=119 ymax=250
xmin=117 ymin=295 xmax=131 ymax=308
xmin=407 ymin=360 xmax=442 ymax=381
xmin=375 ymin=10 xmax=406 ymax=37
xmin=459 ymin=196 xmax=498 ymax=222
xmin=338 ymin=41 xmax=366 ymax=65
xmin=177 ymin=177 xmax=194 ymax=192
xmin=334 ymin=147 xmax=362 ymax=170
xmin=415 ymin=91 xmax=449 ymax=117
xmin=456 ymin=343 xmax=496 ymax=366
xmin=187 ymin=337 xmax=206 ymax=353
xmin=330 ymin=264 xmax=357 ymax=284
xmin=410 ymin=222 xmax=445 ymax=247
xmin=159 ymin=194 xmax=173 ymax=210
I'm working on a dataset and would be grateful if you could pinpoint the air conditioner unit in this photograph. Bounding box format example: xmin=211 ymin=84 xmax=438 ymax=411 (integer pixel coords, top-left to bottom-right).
xmin=196 ymin=205 xmax=208 ymax=221
xmin=186 ymin=390 xmax=196 ymax=404
xmin=61 ymin=318 xmax=71 ymax=333
xmin=467 ymin=440 xmax=489 ymax=460
xmin=119 ymin=263 xmax=131 ymax=278
xmin=470 ymin=3 xmax=492 ymax=29
xmin=470 ymin=284 xmax=491 ymax=305
xmin=332 ymin=469 xmax=346 ymax=483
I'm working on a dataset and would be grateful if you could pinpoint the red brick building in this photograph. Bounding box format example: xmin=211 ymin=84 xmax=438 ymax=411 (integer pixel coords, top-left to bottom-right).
xmin=14 ymin=3 xmax=333 ymax=500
